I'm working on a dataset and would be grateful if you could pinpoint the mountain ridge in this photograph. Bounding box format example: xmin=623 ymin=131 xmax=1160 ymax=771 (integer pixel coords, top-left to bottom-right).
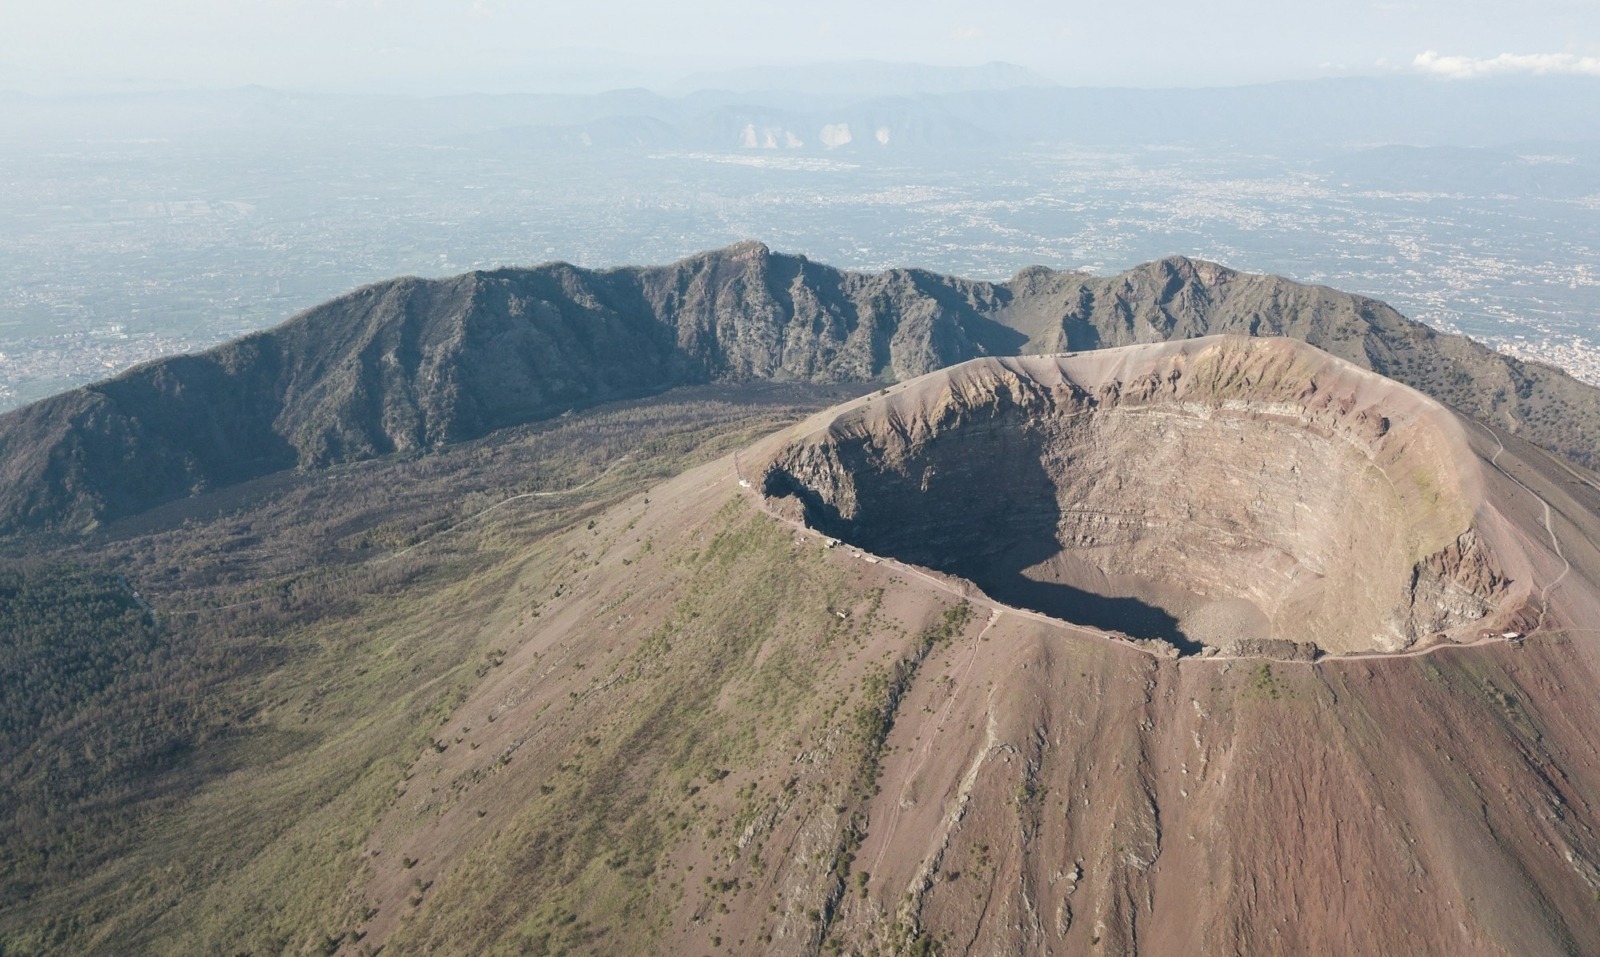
xmin=1 ymin=242 xmax=1595 ymax=537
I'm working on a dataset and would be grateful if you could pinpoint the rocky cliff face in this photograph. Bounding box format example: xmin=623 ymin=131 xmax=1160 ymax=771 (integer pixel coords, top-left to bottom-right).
xmin=761 ymin=337 xmax=1517 ymax=655
xmin=1000 ymin=256 xmax=1591 ymax=462
xmin=2 ymin=243 xmax=1596 ymax=535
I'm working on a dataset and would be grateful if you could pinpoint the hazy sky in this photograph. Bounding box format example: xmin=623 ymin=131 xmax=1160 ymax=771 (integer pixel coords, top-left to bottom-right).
xmin=3 ymin=0 xmax=1598 ymax=93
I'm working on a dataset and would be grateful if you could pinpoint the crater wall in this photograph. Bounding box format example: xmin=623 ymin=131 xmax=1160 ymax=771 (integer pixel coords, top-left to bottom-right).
xmin=762 ymin=337 xmax=1510 ymax=655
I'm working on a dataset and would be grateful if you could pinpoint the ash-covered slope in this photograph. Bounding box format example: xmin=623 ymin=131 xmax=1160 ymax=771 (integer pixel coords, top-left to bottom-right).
xmin=760 ymin=337 xmax=1529 ymax=656
xmin=344 ymin=341 xmax=1600 ymax=955
xmin=2 ymin=243 xmax=1597 ymax=535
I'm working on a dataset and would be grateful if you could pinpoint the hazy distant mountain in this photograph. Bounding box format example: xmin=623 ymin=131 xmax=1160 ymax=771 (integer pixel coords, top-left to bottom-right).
xmin=447 ymin=99 xmax=1006 ymax=152
xmin=8 ymin=74 xmax=1600 ymax=151
xmin=671 ymin=59 xmax=1058 ymax=97
xmin=2 ymin=242 xmax=1597 ymax=537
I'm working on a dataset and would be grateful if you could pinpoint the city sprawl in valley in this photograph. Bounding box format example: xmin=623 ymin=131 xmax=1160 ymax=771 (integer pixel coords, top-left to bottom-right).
xmin=2 ymin=81 xmax=1598 ymax=409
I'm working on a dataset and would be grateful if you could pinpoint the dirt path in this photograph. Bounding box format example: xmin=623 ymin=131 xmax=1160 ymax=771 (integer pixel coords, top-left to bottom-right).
xmin=381 ymin=453 xmax=635 ymax=564
xmin=868 ymin=608 xmax=1003 ymax=878
xmin=1475 ymin=421 xmax=1571 ymax=623
xmin=1311 ymin=633 xmax=1509 ymax=663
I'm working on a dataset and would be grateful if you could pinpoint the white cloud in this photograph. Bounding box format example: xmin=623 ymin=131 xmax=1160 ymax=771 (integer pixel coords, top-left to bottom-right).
xmin=951 ymin=25 xmax=985 ymax=41
xmin=1414 ymin=50 xmax=1600 ymax=79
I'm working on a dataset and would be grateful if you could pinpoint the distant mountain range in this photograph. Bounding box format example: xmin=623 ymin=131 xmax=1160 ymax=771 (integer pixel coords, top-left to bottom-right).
xmin=6 ymin=74 xmax=1600 ymax=152
xmin=668 ymin=60 xmax=1059 ymax=96
xmin=2 ymin=242 xmax=1596 ymax=536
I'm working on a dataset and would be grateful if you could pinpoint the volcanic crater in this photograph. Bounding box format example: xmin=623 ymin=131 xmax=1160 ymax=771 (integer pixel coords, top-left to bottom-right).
xmin=761 ymin=336 xmax=1516 ymax=656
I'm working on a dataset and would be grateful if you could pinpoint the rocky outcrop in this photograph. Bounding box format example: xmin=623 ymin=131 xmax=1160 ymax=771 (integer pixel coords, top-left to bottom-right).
xmin=1216 ymin=637 xmax=1324 ymax=661
xmin=1402 ymin=530 xmax=1510 ymax=642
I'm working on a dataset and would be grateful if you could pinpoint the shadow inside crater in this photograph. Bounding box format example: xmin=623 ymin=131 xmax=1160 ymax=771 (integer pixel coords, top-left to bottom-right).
xmin=767 ymin=414 xmax=1209 ymax=655
xmin=968 ymin=573 xmax=1206 ymax=656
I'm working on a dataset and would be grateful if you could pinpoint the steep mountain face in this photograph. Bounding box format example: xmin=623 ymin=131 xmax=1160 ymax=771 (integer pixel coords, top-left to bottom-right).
xmin=993 ymin=257 xmax=1584 ymax=465
xmin=0 ymin=243 xmax=1594 ymax=535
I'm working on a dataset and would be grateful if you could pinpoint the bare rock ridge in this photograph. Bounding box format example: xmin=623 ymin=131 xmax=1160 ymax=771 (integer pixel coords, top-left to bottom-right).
xmin=2 ymin=241 xmax=1597 ymax=535
xmin=760 ymin=337 xmax=1527 ymax=656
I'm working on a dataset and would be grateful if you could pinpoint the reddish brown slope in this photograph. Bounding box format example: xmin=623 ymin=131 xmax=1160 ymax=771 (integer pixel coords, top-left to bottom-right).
xmin=352 ymin=338 xmax=1600 ymax=957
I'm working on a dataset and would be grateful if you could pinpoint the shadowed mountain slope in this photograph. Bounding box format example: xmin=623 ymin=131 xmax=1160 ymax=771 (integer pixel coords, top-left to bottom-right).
xmin=1 ymin=243 xmax=1595 ymax=535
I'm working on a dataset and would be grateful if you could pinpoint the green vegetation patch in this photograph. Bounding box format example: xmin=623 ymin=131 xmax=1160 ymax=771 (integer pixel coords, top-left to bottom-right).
xmin=381 ymin=507 xmax=864 ymax=955
xmin=0 ymin=387 xmax=852 ymax=955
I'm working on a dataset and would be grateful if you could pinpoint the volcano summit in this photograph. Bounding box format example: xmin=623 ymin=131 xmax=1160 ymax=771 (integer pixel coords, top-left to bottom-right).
xmin=760 ymin=337 xmax=1535 ymax=657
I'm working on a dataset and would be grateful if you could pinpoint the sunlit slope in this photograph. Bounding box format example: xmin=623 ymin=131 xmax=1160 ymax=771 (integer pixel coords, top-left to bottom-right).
xmin=3 ymin=344 xmax=1600 ymax=955
xmin=361 ymin=347 xmax=1600 ymax=955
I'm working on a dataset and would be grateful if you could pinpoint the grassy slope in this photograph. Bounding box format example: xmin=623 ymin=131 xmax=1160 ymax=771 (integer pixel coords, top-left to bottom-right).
xmin=0 ymin=385 xmax=861 ymax=956
xmin=369 ymin=490 xmax=978 ymax=957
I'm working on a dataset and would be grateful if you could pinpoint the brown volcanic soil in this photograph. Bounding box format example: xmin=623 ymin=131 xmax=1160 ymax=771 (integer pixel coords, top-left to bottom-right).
xmin=350 ymin=338 xmax=1600 ymax=956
